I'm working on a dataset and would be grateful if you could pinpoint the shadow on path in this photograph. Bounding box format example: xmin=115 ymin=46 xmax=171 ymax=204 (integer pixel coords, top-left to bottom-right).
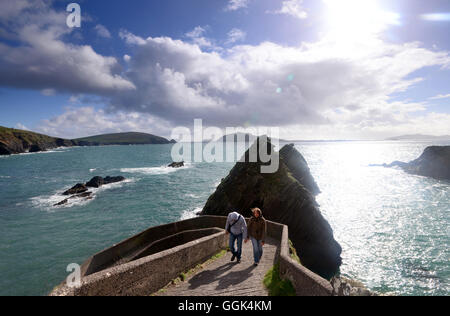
xmin=216 ymin=265 xmax=256 ymax=290
xmin=188 ymin=261 xmax=256 ymax=290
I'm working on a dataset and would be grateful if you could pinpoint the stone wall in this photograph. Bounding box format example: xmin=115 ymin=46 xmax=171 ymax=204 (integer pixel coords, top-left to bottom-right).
xmin=50 ymin=215 xmax=333 ymax=296
xmin=274 ymin=221 xmax=333 ymax=296
xmin=51 ymin=226 xmax=228 ymax=296
xmin=80 ymin=216 xmax=228 ymax=277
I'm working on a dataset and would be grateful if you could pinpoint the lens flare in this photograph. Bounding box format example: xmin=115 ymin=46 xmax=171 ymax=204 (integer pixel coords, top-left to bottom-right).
xmin=421 ymin=13 xmax=450 ymax=21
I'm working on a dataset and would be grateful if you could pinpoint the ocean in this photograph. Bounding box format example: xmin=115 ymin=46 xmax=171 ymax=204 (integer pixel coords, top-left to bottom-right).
xmin=0 ymin=141 xmax=448 ymax=296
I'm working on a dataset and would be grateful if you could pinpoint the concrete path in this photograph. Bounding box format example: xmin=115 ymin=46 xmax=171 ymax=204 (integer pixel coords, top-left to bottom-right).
xmin=157 ymin=237 xmax=279 ymax=296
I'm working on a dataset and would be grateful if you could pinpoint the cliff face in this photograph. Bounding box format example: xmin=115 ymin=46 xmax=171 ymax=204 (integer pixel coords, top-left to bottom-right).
xmin=279 ymin=144 xmax=321 ymax=196
xmin=0 ymin=126 xmax=75 ymax=155
xmin=385 ymin=146 xmax=450 ymax=180
xmin=201 ymin=137 xmax=342 ymax=279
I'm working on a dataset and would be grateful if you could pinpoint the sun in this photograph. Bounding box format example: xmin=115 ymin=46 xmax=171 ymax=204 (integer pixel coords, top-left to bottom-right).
xmin=323 ymin=0 xmax=400 ymax=42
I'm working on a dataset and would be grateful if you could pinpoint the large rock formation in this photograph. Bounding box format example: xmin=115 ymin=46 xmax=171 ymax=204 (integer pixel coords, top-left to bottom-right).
xmin=279 ymin=144 xmax=321 ymax=196
xmin=383 ymin=146 xmax=450 ymax=180
xmin=201 ymin=137 xmax=342 ymax=279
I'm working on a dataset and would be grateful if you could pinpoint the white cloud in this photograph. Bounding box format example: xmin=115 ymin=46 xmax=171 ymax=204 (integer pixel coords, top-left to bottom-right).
xmin=41 ymin=88 xmax=56 ymax=96
xmin=123 ymin=54 xmax=131 ymax=62
xmin=69 ymin=95 xmax=80 ymax=103
xmin=185 ymin=26 xmax=215 ymax=48
xmin=225 ymin=28 xmax=246 ymax=44
xmin=225 ymin=0 xmax=250 ymax=11
xmin=119 ymin=29 xmax=147 ymax=45
xmin=2 ymin=1 xmax=449 ymax=140
xmin=0 ymin=0 xmax=33 ymax=21
xmin=0 ymin=0 xmax=135 ymax=94
xmin=269 ymin=0 xmax=308 ymax=19
xmin=113 ymin=30 xmax=449 ymax=136
xmin=278 ymin=112 xmax=450 ymax=140
xmin=15 ymin=123 xmax=29 ymax=131
xmin=95 ymin=24 xmax=112 ymax=39
xmin=36 ymin=107 xmax=173 ymax=139
xmin=429 ymin=93 xmax=450 ymax=100
xmin=185 ymin=26 xmax=207 ymax=39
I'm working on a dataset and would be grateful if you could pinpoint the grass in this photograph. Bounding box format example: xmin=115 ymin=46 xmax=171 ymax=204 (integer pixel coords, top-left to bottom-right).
xmin=0 ymin=126 xmax=57 ymax=143
xmin=263 ymin=264 xmax=296 ymax=296
xmin=288 ymin=239 xmax=301 ymax=265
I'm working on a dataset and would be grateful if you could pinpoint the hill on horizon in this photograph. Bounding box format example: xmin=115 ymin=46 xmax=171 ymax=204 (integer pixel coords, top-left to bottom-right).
xmin=387 ymin=134 xmax=450 ymax=141
xmin=73 ymin=132 xmax=175 ymax=146
xmin=0 ymin=127 xmax=175 ymax=155
xmin=218 ymin=132 xmax=290 ymax=143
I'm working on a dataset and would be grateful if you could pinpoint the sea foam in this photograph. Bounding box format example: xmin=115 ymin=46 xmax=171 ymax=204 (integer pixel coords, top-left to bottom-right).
xmin=31 ymin=178 xmax=135 ymax=211
xmin=120 ymin=164 xmax=191 ymax=175
xmin=180 ymin=207 xmax=202 ymax=221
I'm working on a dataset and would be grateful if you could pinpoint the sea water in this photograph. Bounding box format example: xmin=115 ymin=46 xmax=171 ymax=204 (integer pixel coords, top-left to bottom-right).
xmin=0 ymin=141 xmax=448 ymax=296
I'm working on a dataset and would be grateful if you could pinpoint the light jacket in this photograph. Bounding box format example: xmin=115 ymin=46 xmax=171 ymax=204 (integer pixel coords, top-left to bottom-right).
xmin=225 ymin=212 xmax=247 ymax=239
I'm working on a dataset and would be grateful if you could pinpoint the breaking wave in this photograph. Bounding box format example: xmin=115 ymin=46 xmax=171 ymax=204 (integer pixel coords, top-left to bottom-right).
xmin=31 ymin=178 xmax=136 ymax=211
xmin=120 ymin=164 xmax=191 ymax=175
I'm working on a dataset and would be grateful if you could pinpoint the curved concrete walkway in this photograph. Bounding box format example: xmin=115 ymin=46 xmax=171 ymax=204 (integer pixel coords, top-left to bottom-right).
xmin=156 ymin=237 xmax=278 ymax=296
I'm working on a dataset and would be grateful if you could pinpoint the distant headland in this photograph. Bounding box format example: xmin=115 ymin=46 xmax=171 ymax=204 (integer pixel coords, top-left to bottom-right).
xmin=0 ymin=126 xmax=176 ymax=156
xmin=386 ymin=134 xmax=450 ymax=141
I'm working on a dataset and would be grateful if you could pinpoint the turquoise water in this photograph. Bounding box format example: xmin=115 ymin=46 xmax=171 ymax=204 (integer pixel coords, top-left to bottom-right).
xmin=0 ymin=141 xmax=449 ymax=296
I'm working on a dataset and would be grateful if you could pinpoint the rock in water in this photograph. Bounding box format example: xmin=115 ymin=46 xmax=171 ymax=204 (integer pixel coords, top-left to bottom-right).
xmin=55 ymin=176 xmax=125 ymax=207
xmin=86 ymin=176 xmax=126 ymax=188
xmin=168 ymin=161 xmax=184 ymax=168
xmin=63 ymin=183 xmax=88 ymax=196
xmin=403 ymin=146 xmax=450 ymax=180
xmin=104 ymin=176 xmax=126 ymax=184
xmin=54 ymin=199 xmax=69 ymax=207
xmin=201 ymin=136 xmax=342 ymax=279
xmin=86 ymin=176 xmax=105 ymax=188
xmin=71 ymin=192 xmax=93 ymax=199
xmin=383 ymin=146 xmax=450 ymax=180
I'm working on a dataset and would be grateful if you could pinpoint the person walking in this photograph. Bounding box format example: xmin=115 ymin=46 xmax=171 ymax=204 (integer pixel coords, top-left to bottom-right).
xmin=246 ymin=208 xmax=267 ymax=267
xmin=225 ymin=211 xmax=247 ymax=264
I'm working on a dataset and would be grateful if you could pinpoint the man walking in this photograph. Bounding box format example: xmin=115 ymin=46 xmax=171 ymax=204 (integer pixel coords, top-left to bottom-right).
xmin=225 ymin=211 xmax=247 ymax=264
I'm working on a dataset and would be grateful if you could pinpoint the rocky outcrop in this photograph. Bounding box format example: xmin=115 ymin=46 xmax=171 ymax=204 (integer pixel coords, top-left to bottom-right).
xmin=85 ymin=176 xmax=125 ymax=188
xmin=381 ymin=146 xmax=450 ymax=180
xmin=168 ymin=161 xmax=185 ymax=168
xmin=331 ymin=277 xmax=378 ymax=296
xmin=279 ymin=144 xmax=321 ymax=196
xmin=63 ymin=183 xmax=88 ymax=196
xmin=201 ymin=136 xmax=342 ymax=279
xmin=86 ymin=176 xmax=104 ymax=188
xmin=54 ymin=176 xmax=125 ymax=206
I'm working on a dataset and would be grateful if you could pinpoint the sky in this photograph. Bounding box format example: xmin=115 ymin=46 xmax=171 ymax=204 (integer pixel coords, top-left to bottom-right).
xmin=0 ymin=0 xmax=449 ymax=140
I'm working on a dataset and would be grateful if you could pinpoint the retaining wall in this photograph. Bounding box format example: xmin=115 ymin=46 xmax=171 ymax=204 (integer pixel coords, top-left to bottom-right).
xmin=50 ymin=215 xmax=332 ymax=296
